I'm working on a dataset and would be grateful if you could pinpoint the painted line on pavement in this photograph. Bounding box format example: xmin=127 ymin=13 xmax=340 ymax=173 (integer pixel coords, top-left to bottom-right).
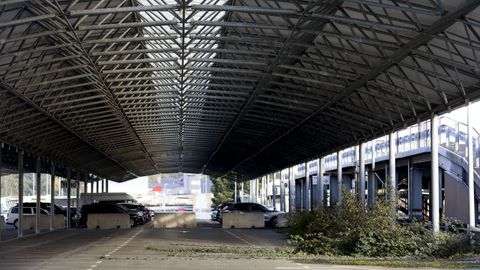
xmin=85 ymin=229 xmax=143 ymax=270
xmin=224 ymin=230 xmax=255 ymax=246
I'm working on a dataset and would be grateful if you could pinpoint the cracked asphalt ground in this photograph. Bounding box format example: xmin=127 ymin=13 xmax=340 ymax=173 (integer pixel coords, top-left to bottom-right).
xmin=0 ymin=220 xmax=436 ymax=270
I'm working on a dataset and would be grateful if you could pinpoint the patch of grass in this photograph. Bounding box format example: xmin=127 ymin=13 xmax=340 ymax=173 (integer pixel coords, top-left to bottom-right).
xmin=298 ymin=257 xmax=480 ymax=269
xmin=145 ymin=244 xmax=480 ymax=268
xmin=144 ymin=243 xmax=480 ymax=268
xmin=145 ymin=245 xmax=296 ymax=259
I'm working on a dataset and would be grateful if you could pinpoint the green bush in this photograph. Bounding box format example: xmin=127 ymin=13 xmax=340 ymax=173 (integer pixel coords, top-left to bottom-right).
xmin=288 ymin=191 xmax=474 ymax=258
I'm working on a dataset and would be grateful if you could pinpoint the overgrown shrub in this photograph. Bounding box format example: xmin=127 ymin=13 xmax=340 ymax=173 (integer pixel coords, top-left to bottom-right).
xmin=288 ymin=191 xmax=475 ymax=258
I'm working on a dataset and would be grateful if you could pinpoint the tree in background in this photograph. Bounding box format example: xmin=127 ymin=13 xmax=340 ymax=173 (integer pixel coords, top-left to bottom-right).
xmin=211 ymin=177 xmax=235 ymax=206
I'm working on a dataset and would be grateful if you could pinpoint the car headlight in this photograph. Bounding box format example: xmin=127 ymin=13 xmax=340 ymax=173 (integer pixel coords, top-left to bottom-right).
xmin=137 ymin=211 xmax=144 ymax=217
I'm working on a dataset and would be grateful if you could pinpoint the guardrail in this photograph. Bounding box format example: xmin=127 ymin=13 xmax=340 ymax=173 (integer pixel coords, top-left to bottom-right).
xmin=321 ymin=116 xmax=479 ymax=172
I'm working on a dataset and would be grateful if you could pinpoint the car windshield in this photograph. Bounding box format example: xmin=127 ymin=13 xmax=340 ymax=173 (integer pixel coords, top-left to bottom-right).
xmin=235 ymin=204 xmax=250 ymax=211
xmin=120 ymin=204 xmax=140 ymax=210
xmin=115 ymin=204 xmax=130 ymax=212
xmin=251 ymin=204 xmax=267 ymax=211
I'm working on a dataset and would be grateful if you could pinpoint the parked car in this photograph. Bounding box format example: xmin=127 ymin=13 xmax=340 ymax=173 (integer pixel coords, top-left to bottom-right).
xmin=215 ymin=203 xmax=235 ymax=224
xmin=6 ymin=205 xmax=49 ymax=228
xmin=9 ymin=202 xmax=76 ymax=227
xmin=226 ymin=202 xmax=285 ymax=228
xmin=78 ymin=202 xmax=137 ymax=228
xmin=211 ymin=206 xmax=218 ymax=221
xmin=143 ymin=206 xmax=153 ymax=221
xmin=118 ymin=203 xmax=151 ymax=223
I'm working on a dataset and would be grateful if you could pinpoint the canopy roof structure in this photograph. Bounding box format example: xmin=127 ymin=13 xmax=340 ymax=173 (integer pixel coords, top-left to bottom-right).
xmin=1 ymin=0 xmax=480 ymax=181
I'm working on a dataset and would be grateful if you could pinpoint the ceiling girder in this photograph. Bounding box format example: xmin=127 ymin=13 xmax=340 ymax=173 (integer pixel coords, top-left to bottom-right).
xmin=0 ymin=0 xmax=479 ymax=182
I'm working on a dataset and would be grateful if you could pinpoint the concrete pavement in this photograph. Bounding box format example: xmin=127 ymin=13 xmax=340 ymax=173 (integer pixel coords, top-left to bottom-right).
xmin=0 ymin=221 xmax=439 ymax=270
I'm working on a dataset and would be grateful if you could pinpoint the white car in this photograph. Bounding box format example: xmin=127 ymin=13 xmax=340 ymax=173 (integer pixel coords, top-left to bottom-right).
xmin=6 ymin=205 xmax=49 ymax=228
xmin=226 ymin=202 xmax=285 ymax=228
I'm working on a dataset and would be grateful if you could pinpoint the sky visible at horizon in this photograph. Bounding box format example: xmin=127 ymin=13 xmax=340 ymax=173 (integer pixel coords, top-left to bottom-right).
xmin=444 ymin=101 xmax=480 ymax=130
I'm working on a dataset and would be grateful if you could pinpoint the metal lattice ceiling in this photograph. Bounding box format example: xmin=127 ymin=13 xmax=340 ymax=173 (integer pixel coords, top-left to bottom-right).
xmin=1 ymin=0 xmax=480 ymax=181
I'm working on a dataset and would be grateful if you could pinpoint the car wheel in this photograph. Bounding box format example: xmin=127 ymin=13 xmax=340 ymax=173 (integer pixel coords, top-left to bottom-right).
xmin=13 ymin=219 xmax=18 ymax=229
xmin=270 ymin=217 xmax=278 ymax=228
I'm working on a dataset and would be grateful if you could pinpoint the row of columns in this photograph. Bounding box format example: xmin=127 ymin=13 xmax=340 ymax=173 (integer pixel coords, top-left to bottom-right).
xmin=0 ymin=147 xmax=110 ymax=238
xmin=247 ymin=106 xmax=477 ymax=232
xmin=249 ymin=159 xmax=325 ymax=212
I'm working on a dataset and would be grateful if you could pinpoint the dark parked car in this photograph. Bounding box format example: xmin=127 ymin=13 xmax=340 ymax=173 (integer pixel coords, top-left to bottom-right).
xmin=214 ymin=203 xmax=234 ymax=224
xmin=118 ymin=203 xmax=151 ymax=223
xmin=78 ymin=202 xmax=138 ymax=227
xmin=226 ymin=202 xmax=285 ymax=228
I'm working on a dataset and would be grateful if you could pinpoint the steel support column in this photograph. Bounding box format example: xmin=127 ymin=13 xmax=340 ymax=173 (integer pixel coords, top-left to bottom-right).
xmin=96 ymin=179 xmax=99 ymax=193
xmin=240 ymin=182 xmax=244 ymax=203
xmin=249 ymin=180 xmax=253 ymax=202
xmin=410 ymin=166 xmax=423 ymax=220
xmin=255 ymin=178 xmax=258 ymax=203
xmin=367 ymin=170 xmax=376 ymax=208
xmin=289 ymin=167 xmax=295 ymax=213
xmin=272 ymin=174 xmax=276 ymax=209
xmin=368 ymin=141 xmax=377 ymax=208
xmin=259 ymin=177 xmax=262 ymax=204
xmin=234 ymin=181 xmax=237 ymax=203
xmin=313 ymin=159 xmax=320 ymax=207
xmin=50 ymin=163 xmax=55 ymax=231
xmin=76 ymin=172 xmax=80 ymax=225
xmin=312 ymin=159 xmax=321 ymax=207
xmin=35 ymin=157 xmax=41 ymax=234
xmin=337 ymin=151 xmax=342 ymax=204
xmin=258 ymin=177 xmax=261 ymax=204
xmin=250 ymin=179 xmax=253 ymax=202
xmin=355 ymin=145 xmax=360 ymax=194
xmin=255 ymin=178 xmax=259 ymax=203
xmin=407 ymin=159 xmax=411 ymax=219
xmin=106 ymin=179 xmax=109 ymax=193
xmin=253 ymin=180 xmax=256 ymax=203
xmin=18 ymin=150 xmax=24 ymax=238
xmin=468 ymin=103 xmax=475 ymax=229
xmin=431 ymin=114 xmax=440 ymax=232
xmin=389 ymin=133 xmax=396 ymax=209
xmin=262 ymin=176 xmax=266 ymax=204
xmin=359 ymin=143 xmax=366 ymax=208
xmin=66 ymin=168 xmax=71 ymax=228
xmin=256 ymin=177 xmax=262 ymax=203
xmin=280 ymin=170 xmax=286 ymax=211
xmin=304 ymin=162 xmax=310 ymax=211
xmin=319 ymin=158 xmax=325 ymax=207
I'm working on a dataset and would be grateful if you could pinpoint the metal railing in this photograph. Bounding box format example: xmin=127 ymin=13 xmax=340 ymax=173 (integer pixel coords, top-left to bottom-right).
xmin=323 ymin=116 xmax=480 ymax=172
